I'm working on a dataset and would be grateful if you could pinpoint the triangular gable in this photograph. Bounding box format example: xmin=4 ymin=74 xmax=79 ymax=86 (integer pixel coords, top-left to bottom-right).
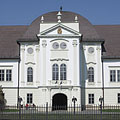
xmin=39 ymin=23 xmax=81 ymax=36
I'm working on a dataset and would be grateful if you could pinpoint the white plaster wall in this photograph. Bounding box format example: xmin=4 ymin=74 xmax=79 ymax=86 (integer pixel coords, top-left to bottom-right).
xmin=18 ymin=22 xmax=81 ymax=106
xmin=0 ymin=60 xmax=18 ymax=87
xmin=85 ymin=89 xmax=102 ymax=105
xmin=103 ymin=59 xmax=120 ymax=87
xmin=3 ymin=88 xmax=17 ymax=106
xmin=19 ymin=87 xmax=80 ymax=106
xmin=82 ymin=43 xmax=102 ymax=88
xmin=104 ymin=89 xmax=120 ymax=105
xmin=20 ymin=43 xmax=40 ymax=87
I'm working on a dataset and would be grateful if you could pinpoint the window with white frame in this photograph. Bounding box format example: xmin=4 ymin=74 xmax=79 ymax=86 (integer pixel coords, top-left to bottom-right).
xmin=117 ymin=70 xmax=120 ymax=82
xmin=88 ymin=94 xmax=94 ymax=104
xmin=0 ymin=69 xmax=12 ymax=81
xmin=60 ymin=64 xmax=67 ymax=80
xmin=0 ymin=70 xmax=4 ymax=81
xmin=27 ymin=93 xmax=33 ymax=104
xmin=6 ymin=70 xmax=12 ymax=81
xmin=27 ymin=67 xmax=33 ymax=82
xmin=110 ymin=70 xmax=116 ymax=82
xmin=109 ymin=69 xmax=120 ymax=82
xmin=52 ymin=63 xmax=67 ymax=81
xmin=118 ymin=93 xmax=120 ymax=103
xmin=52 ymin=64 xmax=59 ymax=80
xmin=88 ymin=67 xmax=94 ymax=82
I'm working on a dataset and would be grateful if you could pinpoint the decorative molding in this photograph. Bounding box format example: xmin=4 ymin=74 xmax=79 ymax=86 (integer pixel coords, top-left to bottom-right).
xmin=27 ymin=82 xmax=34 ymax=85
xmin=40 ymin=35 xmax=81 ymax=38
xmin=96 ymin=46 xmax=101 ymax=50
xmin=83 ymin=46 xmax=86 ymax=50
xmin=21 ymin=45 xmax=25 ymax=52
xmin=50 ymin=39 xmax=69 ymax=42
xmin=86 ymin=62 xmax=96 ymax=65
xmin=39 ymin=23 xmax=81 ymax=36
xmin=50 ymin=58 xmax=69 ymax=61
xmin=36 ymin=45 xmax=40 ymax=52
xmin=25 ymin=62 xmax=35 ymax=65
xmin=42 ymin=88 xmax=47 ymax=92
xmin=42 ymin=40 xmax=47 ymax=47
xmin=72 ymin=40 xmax=77 ymax=47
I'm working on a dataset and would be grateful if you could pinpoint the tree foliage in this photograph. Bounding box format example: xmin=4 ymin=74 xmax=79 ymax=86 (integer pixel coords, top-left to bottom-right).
xmin=0 ymin=86 xmax=5 ymax=110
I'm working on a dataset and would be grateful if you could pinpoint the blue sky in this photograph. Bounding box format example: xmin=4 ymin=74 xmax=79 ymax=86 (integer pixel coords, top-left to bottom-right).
xmin=0 ymin=0 xmax=120 ymax=25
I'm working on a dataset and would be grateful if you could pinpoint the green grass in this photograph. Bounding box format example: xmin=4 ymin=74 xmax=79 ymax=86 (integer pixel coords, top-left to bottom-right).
xmin=0 ymin=113 xmax=120 ymax=120
xmin=2 ymin=109 xmax=19 ymax=112
xmin=103 ymin=109 xmax=120 ymax=112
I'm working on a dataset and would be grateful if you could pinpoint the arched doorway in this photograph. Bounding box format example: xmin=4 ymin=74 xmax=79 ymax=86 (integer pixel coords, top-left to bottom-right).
xmin=52 ymin=93 xmax=67 ymax=110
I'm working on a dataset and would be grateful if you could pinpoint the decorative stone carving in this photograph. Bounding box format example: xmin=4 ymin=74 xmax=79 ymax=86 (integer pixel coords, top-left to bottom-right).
xmin=96 ymin=46 xmax=101 ymax=50
xmin=36 ymin=45 xmax=40 ymax=52
xmin=57 ymin=11 xmax=62 ymax=23
xmin=75 ymin=16 xmax=78 ymax=22
xmin=41 ymin=16 xmax=44 ymax=23
xmin=21 ymin=45 xmax=25 ymax=52
xmin=42 ymin=40 xmax=47 ymax=47
xmin=72 ymin=40 xmax=77 ymax=47
xmin=50 ymin=58 xmax=69 ymax=61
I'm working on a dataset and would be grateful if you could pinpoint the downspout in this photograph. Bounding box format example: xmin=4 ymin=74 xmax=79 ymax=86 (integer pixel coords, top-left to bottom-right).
xmin=80 ymin=35 xmax=84 ymax=110
xmin=17 ymin=42 xmax=20 ymax=106
xmin=102 ymin=59 xmax=104 ymax=108
xmin=101 ymin=42 xmax=104 ymax=108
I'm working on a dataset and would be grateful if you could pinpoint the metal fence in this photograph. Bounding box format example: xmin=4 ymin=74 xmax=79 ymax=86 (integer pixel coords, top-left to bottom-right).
xmin=0 ymin=104 xmax=120 ymax=120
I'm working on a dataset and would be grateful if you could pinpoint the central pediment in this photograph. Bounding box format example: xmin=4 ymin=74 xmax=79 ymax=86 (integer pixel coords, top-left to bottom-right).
xmin=37 ymin=23 xmax=82 ymax=38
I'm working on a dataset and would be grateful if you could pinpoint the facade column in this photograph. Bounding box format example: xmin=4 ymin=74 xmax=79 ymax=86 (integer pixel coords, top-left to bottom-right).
xmin=36 ymin=45 xmax=40 ymax=85
xmin=21 ymin=45 xmax=25 ymax=85
xmin=97 ymin=46 xmax=101 ymax=83
xmin=42 ymin=40 xmax=47 ymax=86
xmin=48 ymin=88 xmax=51 ymax=106
xmin=72 ymin=40 xmax=78 ymax=85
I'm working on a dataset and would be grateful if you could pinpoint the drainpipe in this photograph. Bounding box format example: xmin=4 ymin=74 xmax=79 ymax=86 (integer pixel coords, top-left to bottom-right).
xmin=17 ymin=42 xmax=20 ymax=106
xmin=101 ymin=41 xmax=105 ymax=108
xmin=102 ymin=59 xmax=104 ymax=108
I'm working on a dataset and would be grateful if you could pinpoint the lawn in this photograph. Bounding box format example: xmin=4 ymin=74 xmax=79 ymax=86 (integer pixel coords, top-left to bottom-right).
xmin=102 ymin=109 xmax=120 ymax=112
xmin=2 ymin=109 xmax=19 ymax=112
xmin=0 ymin=113 xmax=120 ymax=120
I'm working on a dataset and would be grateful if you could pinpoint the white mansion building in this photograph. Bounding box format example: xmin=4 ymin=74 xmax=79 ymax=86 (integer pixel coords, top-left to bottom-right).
xmin=0 ymin=11 xmax=120 ymax=107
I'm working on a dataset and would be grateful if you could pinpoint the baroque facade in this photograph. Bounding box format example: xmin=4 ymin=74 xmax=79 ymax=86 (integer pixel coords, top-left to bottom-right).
xmin=0 ymin=11 xmax=120 ymax=107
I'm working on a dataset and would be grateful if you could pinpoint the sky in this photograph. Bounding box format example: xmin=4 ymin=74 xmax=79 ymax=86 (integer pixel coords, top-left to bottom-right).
xmin=0 ymin=0 xmax=120 ymax=25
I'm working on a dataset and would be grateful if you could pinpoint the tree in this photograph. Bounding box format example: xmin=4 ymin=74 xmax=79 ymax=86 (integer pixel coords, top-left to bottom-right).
xmin=0 ymin=86 xmax=5 ymax=110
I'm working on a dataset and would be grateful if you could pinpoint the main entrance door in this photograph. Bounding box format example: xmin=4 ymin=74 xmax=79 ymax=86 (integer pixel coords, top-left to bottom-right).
xmin=52 ymin=93 xmax=67 ymax=110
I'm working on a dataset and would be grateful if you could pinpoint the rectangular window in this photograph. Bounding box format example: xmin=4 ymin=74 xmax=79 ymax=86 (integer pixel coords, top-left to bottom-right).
xmin=118 ymin=93 xmax=120 ymax=103
xmin=117 ymin=70 xmax=120 ymax=82
xmin=0 ymin=70 xmax=4 ymax=81
xmin=27 ymin=93 xmax=33 ymax=104
xmin=88 ymin=94 xmax=94 ymax=104
xmin=6 ymin=70 xmax=12 ymax=81
xmin=110 ymin=70 xmax=116 ymax=82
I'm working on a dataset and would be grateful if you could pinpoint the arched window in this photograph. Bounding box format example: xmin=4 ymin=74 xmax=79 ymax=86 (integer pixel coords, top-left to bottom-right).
xmin=60 ymin=64 xmax=67 ymax=80
xmin=88 ymin=67 xmax=94 ymax=82
xmin=27 ymin=67 xmax=33 ymax=82
xmin=52 ymin=64 xmax=59 ymax=80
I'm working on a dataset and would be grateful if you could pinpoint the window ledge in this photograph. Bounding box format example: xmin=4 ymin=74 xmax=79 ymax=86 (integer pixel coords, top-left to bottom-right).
xmin=48 ymin=80 xmax=71 ymax=85
xmin=27 ymin=82 xmax=33 ymax=85
xmin=87 ymin=82 xmax=95 ymax=85
xmin=0 ymin=81 xmax=13 ymax=82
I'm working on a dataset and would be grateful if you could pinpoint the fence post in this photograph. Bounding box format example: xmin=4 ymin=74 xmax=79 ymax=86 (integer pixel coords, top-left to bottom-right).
xmin=72 ymin=96 xmax=77 ymax=115
xmin=19 ymin=102 xmax=21 ymax=120
xmin=99 ymin=97 xmax=103 ymax=120
xmin=46 ymin=102 xmax=48 ymax=120
xmin=18 ymin=97 xmax=22 ymax=120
